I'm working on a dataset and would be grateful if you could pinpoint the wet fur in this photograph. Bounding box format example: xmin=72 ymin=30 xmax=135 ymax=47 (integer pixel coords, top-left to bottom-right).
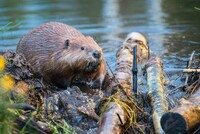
xmin=17 ymin=22 xmax=107 ymax=88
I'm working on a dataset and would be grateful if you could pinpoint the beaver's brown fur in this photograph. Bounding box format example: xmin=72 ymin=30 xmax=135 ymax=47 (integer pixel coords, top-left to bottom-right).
xmin=16 ymin=22 xmax=107 ymax=89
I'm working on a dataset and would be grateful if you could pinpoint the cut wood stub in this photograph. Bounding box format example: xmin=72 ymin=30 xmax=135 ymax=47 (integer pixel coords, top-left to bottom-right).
xmin=161 ymin=112 xmax=187 ymax=134
xmin=161 ymin=88 xmax=200 ymax=134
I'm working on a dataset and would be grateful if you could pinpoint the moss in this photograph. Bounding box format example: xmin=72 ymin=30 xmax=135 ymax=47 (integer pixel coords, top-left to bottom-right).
xmin=100 ymin=89 xmax=137 ymax=126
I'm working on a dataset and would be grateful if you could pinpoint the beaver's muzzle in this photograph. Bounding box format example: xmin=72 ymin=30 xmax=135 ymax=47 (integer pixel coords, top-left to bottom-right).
xmin=86 ymin=61 xmax=101 ymax=72
xmin=93 ymin=50 xmax=101 ymax=59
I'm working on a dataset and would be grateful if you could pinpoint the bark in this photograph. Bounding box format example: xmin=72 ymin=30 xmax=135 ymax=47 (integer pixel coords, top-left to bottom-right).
xmin=97 ymin=45 xmax=134 ymax=134
xmin=145 ymin=57 xmax=168 ymax=134
xmin=161 ymin=87 xmax=200 ymax=134
xmin=97 ymin=101 xmax=128 ymax=134
xmin=97 ymin=33 xmax=149 ymax=134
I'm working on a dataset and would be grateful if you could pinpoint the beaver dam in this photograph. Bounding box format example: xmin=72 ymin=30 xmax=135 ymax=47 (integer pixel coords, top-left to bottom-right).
xmin=0 ymin=29 xmax=200 ymax=134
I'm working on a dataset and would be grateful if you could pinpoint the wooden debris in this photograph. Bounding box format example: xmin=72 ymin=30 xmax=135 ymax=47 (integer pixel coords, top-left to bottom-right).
xmin=183 ymin=69 xmax=200 ymax=73
xmin=145 ymin=57 xmax=168 ymax=134
xmin=184 ymin=51 xmax=195 ymax=90
xmin=161 ymin=87 xmax=200 ymax=134
xmin=97 ymin=32 xmax=149 ymax=134
xmin=97 ymin=101 xmax=128 ymax=134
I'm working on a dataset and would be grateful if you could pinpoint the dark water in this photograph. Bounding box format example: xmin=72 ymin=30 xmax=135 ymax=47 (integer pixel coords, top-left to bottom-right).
xmin=0 ymin=0 xmax=200 ymax=69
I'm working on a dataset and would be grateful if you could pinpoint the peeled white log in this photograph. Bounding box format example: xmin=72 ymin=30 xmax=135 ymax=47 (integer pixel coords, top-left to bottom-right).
xmin=146 ymin=57 xmax=168 ymax=134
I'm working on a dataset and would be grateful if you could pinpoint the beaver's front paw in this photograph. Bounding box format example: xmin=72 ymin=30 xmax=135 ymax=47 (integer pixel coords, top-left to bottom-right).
xmin=89 ymin=73 xmax=110 ymax=90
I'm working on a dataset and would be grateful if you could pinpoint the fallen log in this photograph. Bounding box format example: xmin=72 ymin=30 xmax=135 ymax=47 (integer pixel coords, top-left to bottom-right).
xmin=161 ymin=87 xmax=200 ymax=134
xmin=97 ymin=32 xmax=149 ymax=134
xmin=145 ymin=57 xmax=168 ymax=134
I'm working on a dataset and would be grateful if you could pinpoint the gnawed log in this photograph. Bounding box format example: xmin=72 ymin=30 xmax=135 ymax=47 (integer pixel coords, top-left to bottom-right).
xmin=161 ymin=87 xmax=200 ymax=134
xmin=145 ymin=57 xmax=168 ymax=134
xmin=97 ymin=32 xmax=149 ymax=134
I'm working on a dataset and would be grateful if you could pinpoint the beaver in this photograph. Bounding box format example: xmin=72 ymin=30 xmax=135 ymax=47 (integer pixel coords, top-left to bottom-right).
xmin=16 ymin=22 xmax=107 ymax=89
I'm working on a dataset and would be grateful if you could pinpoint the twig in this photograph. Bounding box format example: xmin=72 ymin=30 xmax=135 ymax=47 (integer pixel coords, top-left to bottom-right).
xmin=191 ymin=81 xmax=199 ymax=94
xmin=183 ymin=69 xmax=200 ymax=73
xmin=187 ymin=78 xmax=200 ymax=95
xmin=116 ymin=113 xmax=124 ymax=125
xmin=193 ymin=126 xmax=200 ymax=134
xmin=0 ymin=103 xmax=35 ymax=111
xmin=184 ymin=51 xmax=195 ymax=90
xmin=128 ymin=96 xmax=149 ymax=116
xmin=16 ymin=118 xmax=47 ymax=134
xmin=165 ymin=73 xmax=183 ymax=86
xmin=188 ymin=51 xmax=195 ymax=68
xmin=186 ymin=79 xmax=199 ymax=91
xmin=106 ymin=61 xmax=114 ymax=77
xmin=147 ymin=43 xmax=150 ymax=60
xmin=166 ymin=85 xmax=184 ymax=96
xmin=106 ymin=61 xmax=118 ymax=82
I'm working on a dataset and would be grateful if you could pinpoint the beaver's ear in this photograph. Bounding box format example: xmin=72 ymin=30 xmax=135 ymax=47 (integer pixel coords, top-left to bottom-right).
xmin=64 ymin=39 xmax=70 ymax=48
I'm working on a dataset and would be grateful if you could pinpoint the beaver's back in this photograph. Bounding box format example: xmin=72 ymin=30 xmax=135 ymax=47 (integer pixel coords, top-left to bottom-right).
xmin=17 ymin=22 xmax=84 ymax=75
xmin=16 ymin=22 xmax=107 ymax=88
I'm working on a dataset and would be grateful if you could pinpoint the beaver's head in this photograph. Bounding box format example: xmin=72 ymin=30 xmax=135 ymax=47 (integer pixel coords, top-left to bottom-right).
xmin=56 ymin=36 xmax=102 ymax=71
xmin=51 ymin=35 xmax=107 ymax=89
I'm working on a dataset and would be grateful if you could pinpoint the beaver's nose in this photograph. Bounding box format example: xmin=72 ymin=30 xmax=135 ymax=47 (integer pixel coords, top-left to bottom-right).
xmin=93 ymin=50 xmax=101 ymax=59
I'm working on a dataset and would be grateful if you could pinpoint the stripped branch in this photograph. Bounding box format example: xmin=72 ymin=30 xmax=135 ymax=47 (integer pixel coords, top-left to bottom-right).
xmin=145 ymin=57 xmax=168 ymax=134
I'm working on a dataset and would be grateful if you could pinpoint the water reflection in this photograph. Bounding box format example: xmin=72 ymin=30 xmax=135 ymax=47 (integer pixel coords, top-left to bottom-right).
xmin=0 ymin=0 xmax=199 ymax=69
xmin=101 ymin=0 xmax=122 ymax=67
xmin=146 ymin=0 xmax=169 ymax=57
xmin=161 ymin=0 xmax=200 ymax=68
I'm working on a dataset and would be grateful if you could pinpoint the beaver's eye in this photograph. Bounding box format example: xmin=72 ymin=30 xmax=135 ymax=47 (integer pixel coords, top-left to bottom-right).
xmin=81 ymin=47 xmax=84 ymax=50
xmin=65 ymin=39 xmax=70 ymax=47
